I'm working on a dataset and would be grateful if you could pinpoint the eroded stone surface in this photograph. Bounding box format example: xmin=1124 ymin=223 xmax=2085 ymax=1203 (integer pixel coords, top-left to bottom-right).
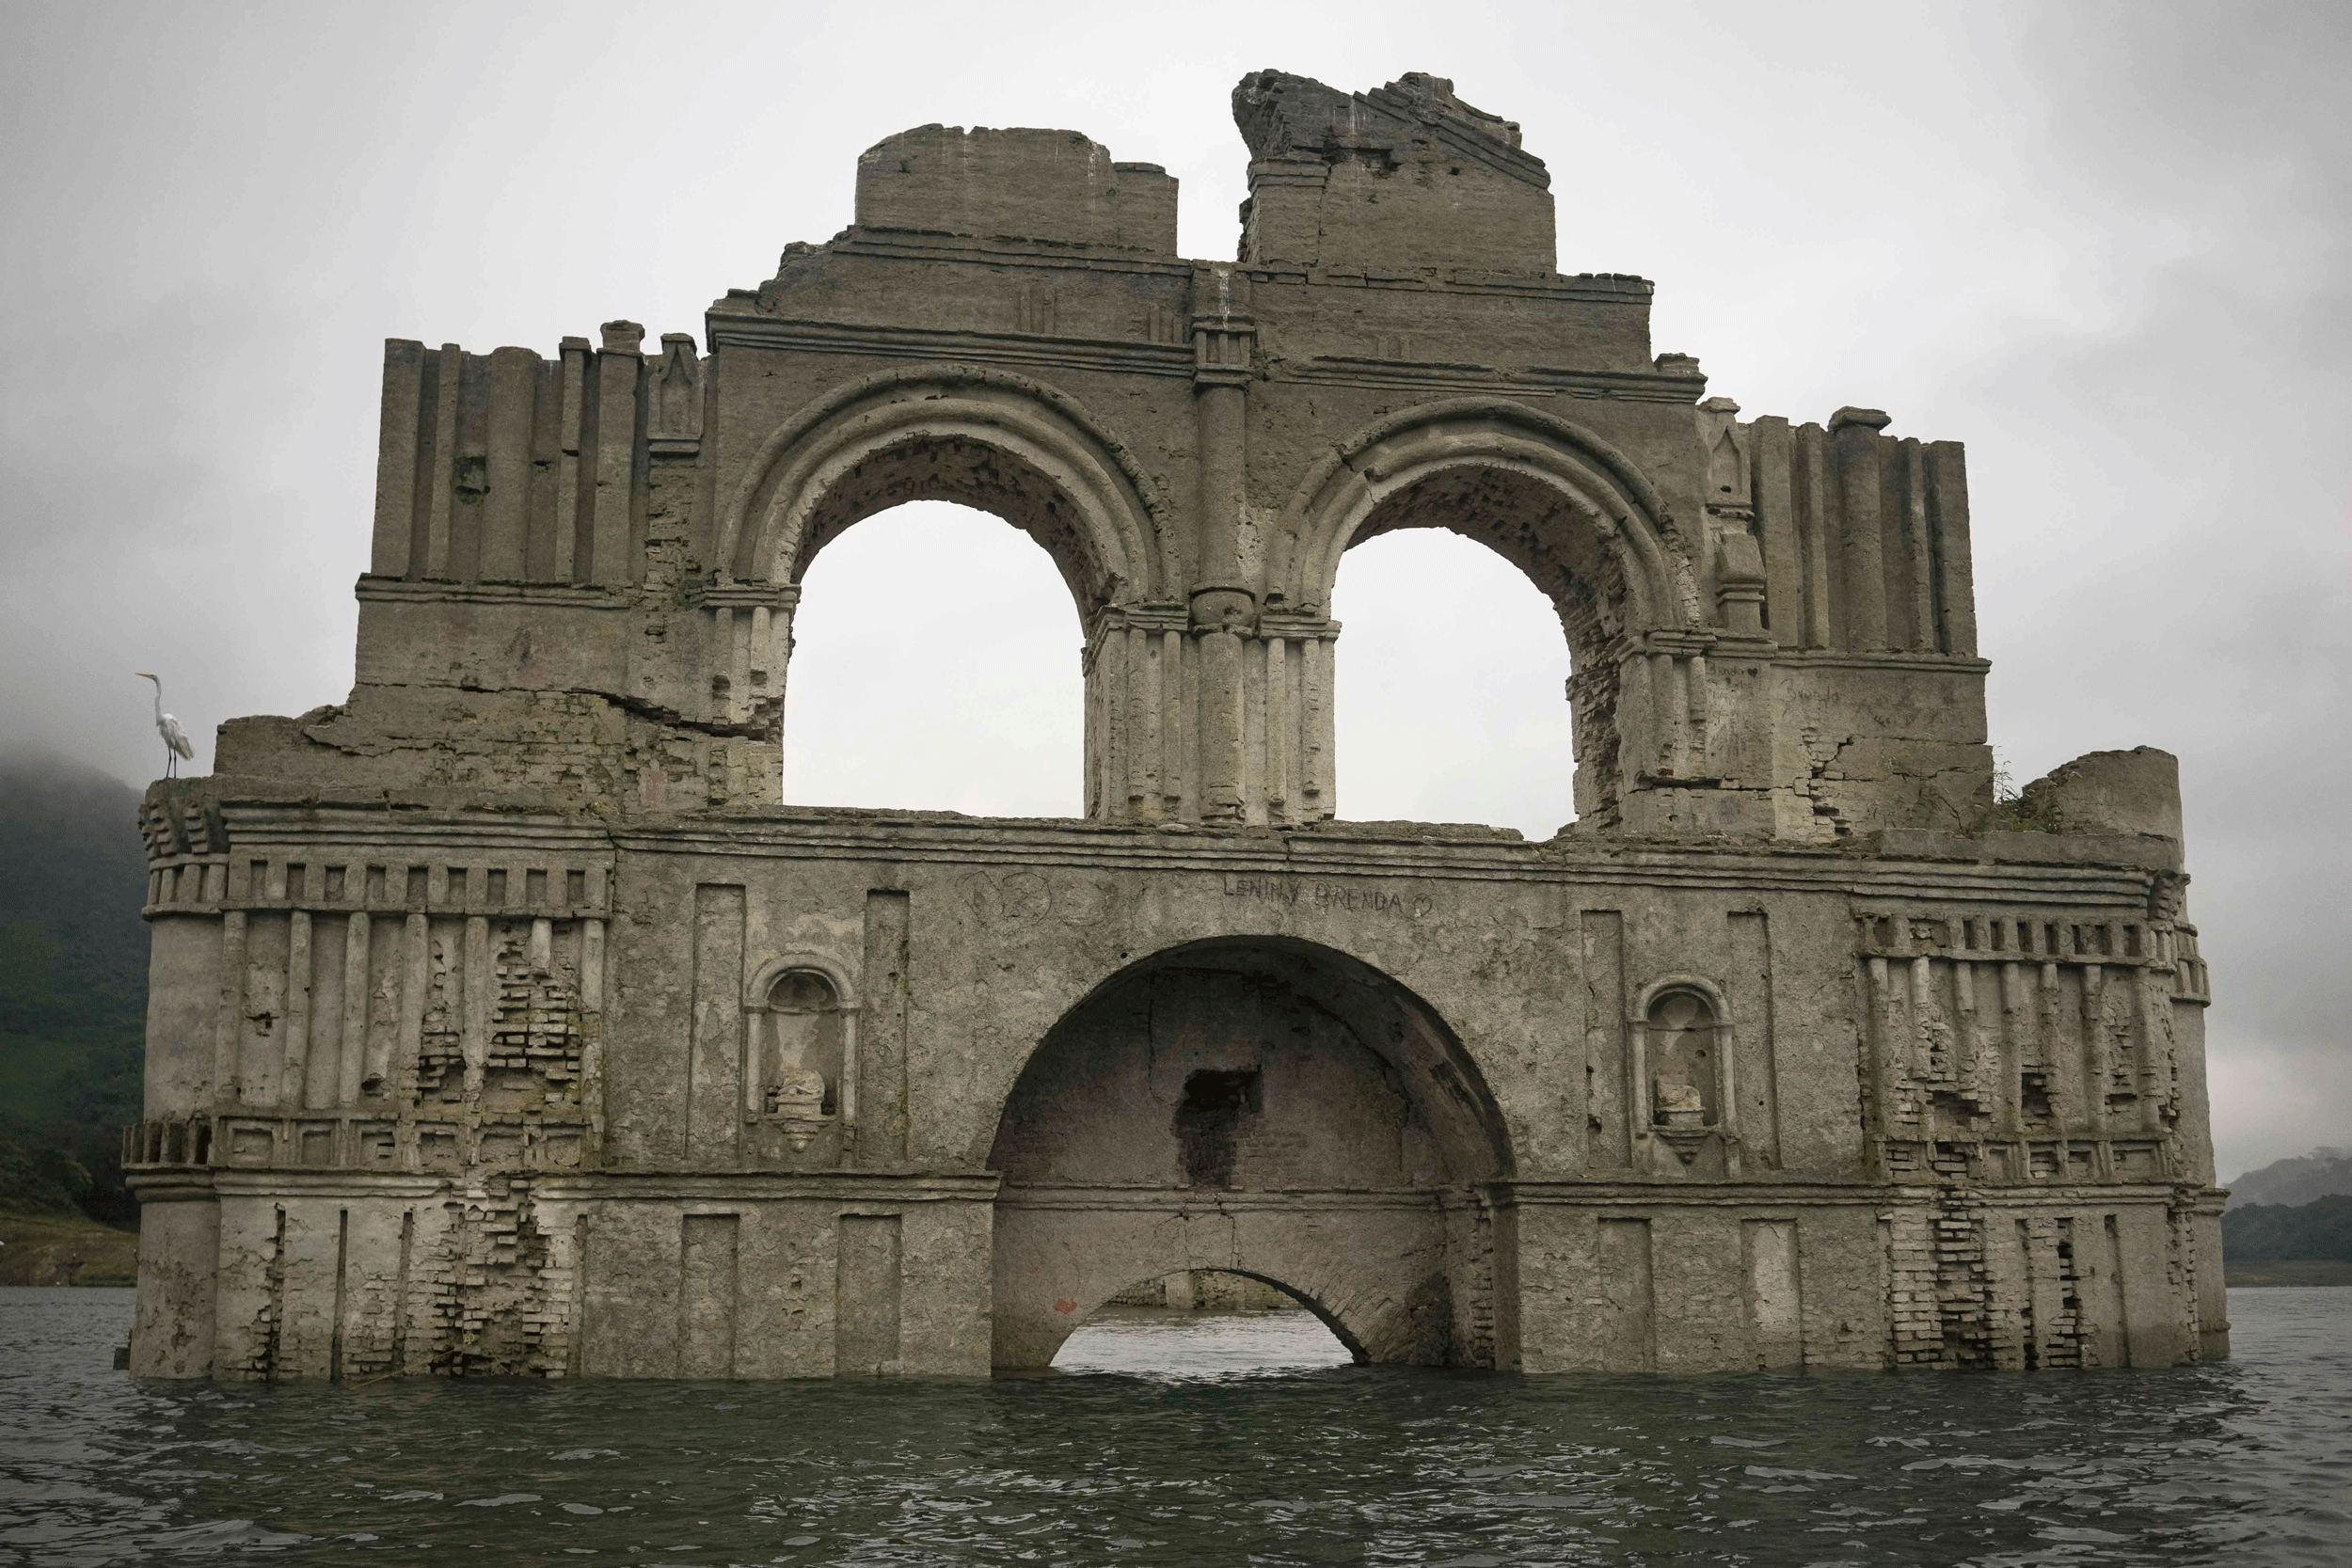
xmin=123 ymin=71 xmax=2223 ymax=1380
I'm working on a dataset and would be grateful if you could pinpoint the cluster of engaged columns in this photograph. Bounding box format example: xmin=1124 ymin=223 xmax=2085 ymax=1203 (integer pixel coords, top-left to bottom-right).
xmin=704 ymin=582 xmax=799 ymax=727
xmin=1624 ymin=635 xmax=1718 ymax=783
xmin=372 ymin=321 xmax=690 ymax=591
xmin=1083 ymin=608 xmax=1338 ymax=825
xmin=1074 ymin=271 xmax=1348 ymax=826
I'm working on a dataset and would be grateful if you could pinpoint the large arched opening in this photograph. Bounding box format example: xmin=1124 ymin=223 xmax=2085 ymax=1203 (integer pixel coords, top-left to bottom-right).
xmin=1270 ymin=401 xmax=1694 ymax=832
xmin=1330 ymin=528 xmax=1579 ymax=837
xmin=714 ymin=370 xmax=1172 ymax=817
xmin=780 ymin=500 xmax=1081 ymax=816
xmin=988 ymin=936 xmax=1515 ymax=1371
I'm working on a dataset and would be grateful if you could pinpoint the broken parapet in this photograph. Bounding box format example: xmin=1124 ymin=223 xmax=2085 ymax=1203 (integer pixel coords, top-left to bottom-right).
xmin=856 ymin=125 xmax=1178 ymax=254
xmin=1232 ymin=70 xmax=1555 ymax=277
xmin=2018 ymin=748 xmax=2185 ymax=843
xmin=218 ymin=319 xmax=782 ymax=813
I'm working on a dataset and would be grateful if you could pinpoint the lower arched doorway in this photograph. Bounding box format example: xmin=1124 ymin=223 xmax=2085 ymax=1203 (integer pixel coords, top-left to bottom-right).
xmin=988 ymin=937 xmax=1516 ymax=1370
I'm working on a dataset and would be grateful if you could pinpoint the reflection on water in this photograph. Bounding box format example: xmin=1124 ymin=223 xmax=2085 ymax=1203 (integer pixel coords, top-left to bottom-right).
xmin=1052 ymin=1305 xmax=1352 ymax=1378
xmin=3 ymin=1287 xmax=2348 ymax=1566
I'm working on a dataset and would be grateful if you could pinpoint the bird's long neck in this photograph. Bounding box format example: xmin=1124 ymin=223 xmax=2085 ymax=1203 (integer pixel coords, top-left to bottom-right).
xmin=149 ymin=681 xmax=163 ymax=721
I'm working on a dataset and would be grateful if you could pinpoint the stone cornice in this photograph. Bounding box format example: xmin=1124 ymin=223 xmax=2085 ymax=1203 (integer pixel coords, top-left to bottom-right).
xmin=1771 ymin=648 xmax=1994 ymax=675
xmin=996 ymin=1183 xmax=1447 ymax=1212
xmin=1240 ymin=266 xmax=1653 ymax=304
xmin=222 ymin=804 xmax=617 ymax=853
xmin=822 ymin=229 xmax=1200 ymax=273
xmin=355 ymin=575 xmax=628 ymax=610
xmin=693 ymin=579 xmax=802 ymax=611
xmin=706 ymin=314 xmax=1699 ymax=407
xmin=158 ymin=800 xmax=2178 ymax=900
xmin=706 ymin=314 xmax=1199 ymax=379
xmin=603 ymin=816 xmax=2165 ymax=904
xmin=1277 ymin=355 xmax=1704 ymax=404
xmin=531 ymin=1171 xmax=1000 ymax=1203
xmin=128 ymin=1168 xmax=461 ymax=1201
xmin=1493 ymin=1179 xmax=2217 ymax=1207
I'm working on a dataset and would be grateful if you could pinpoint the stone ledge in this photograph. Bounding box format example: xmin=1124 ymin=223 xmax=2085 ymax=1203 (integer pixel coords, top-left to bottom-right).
xmin=1495 ymin=1179 xmax=2221 ymax=1207
xmin=1855 ymin=827 xmax=2183 ymax=872
xmin=530 ymin=1171 xmax=1001 ymax=1202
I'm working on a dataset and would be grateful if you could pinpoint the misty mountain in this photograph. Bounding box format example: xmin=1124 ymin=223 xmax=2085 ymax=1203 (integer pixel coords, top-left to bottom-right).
xmin=2225 ymin=1148 xmax=2352 ymax=1210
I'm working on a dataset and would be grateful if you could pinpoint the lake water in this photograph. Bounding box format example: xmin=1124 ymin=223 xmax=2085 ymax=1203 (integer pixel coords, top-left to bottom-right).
xmin=3 ymin=1289 xmax=2347 ymax=1566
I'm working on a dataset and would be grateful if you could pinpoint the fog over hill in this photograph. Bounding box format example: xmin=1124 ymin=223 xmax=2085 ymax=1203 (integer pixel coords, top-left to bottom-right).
xmin=0 ymin=750 xmax=148 ymax=1224
xmin=2226 ymin=1147 xmax=2352 ymax=1210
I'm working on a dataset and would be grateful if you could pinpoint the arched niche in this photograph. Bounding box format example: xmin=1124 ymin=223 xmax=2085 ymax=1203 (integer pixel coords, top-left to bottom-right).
xmin=1645 ymin=985 xmax=1721 ymax=1125
xmin=1270 ymin=400 xmax=1698 ymax=829
xmin=742 ymin=953 xmax=860 ymax=1163
xmin=1629 ymin=973 xmax=1738 ymax=1170
xmin=987 ymin=935 xmax=1514 ymax=1370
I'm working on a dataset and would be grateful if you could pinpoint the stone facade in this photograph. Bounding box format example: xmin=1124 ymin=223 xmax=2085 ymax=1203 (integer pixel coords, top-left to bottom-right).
xmin=125 ymin=71 xmax=2226 ymax=1379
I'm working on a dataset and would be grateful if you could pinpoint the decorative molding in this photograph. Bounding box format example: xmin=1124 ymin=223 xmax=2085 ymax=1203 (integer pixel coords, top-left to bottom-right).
xmin=694 ymin=580 xmax=802 ymax=611
xmin=1280 ymin=356 xmax=1704 ymax=404
xmin=355 ymin=575 xmax=627 ymax=610
xmin=705 ymin=314 xmax=1198 ymax=380
xmin=1772 ymin=649 xmax=1994 ymax=674
xmin=714 ymin=361 xmax=1171 ymax=604
xmin=531 ymin=1171 xmax=1001 ymax=1202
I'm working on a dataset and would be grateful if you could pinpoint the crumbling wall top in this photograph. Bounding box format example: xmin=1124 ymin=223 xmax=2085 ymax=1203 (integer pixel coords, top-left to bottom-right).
xmin=854 ymin=124 xmax=1178 ymax=255
xmin=1230 ymin=70 xmax=1556 ymax=277
xmin=2018 ymin=747 xmax=2184 ymax=844
xmin=1232 ymin=70 xmax=1544 ymax=184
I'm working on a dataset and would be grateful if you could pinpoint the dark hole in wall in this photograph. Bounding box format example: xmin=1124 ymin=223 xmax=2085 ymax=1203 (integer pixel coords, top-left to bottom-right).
xmin=2020 ymin=1070 xmax=2053 ymax=1123
xmin=1172 ymin=1069 xmax=1260 ymax=1189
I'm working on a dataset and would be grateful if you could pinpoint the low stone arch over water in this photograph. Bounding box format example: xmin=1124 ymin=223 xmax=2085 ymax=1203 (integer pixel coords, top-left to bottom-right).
xmin=1051 ymin=1267 xmax=1363 ymax=1375
xmin=990 ymin=936 xmax=1512 ymax=1370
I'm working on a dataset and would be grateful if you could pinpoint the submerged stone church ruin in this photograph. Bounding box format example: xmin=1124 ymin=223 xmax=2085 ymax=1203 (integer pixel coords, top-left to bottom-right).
xmin=126 ymin=70 xmax=2225 ymax=1379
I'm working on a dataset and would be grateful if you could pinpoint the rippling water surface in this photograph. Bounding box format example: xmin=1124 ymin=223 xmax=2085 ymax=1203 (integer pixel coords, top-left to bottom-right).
xmin=4 ymin=1288 xmax=2348 ymax=1566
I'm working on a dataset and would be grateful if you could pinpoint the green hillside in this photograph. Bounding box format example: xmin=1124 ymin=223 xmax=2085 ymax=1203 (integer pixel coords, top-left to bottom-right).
xmin=2223 ymin=1195 xmax=2352 ymax=1262
xmin=0 ymin=752 xmax=149 ymax=1227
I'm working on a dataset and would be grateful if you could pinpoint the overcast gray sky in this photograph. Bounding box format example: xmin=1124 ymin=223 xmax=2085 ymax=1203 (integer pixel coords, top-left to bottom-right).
xmin=2 ymin=1 xmax=2344 ymax=1180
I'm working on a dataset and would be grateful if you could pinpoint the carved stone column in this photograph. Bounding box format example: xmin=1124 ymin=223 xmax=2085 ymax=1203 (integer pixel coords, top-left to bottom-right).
xmin=1190 ymin=268 xmax=1256 ymax=824
xmin=1084 ymin=603 xmax=1190 ymax=823
xmin=700 ymin=580 xmax=798 ymax=806
xmin=1244 ymin=611 xmax=1339 ymax=825
xmin=699 ymin=581 xmax=799 ymax=729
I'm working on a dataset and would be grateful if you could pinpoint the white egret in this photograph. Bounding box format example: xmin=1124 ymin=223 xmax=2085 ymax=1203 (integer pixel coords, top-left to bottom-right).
xmin=135 ymin=673 xmax=197 ymax=778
